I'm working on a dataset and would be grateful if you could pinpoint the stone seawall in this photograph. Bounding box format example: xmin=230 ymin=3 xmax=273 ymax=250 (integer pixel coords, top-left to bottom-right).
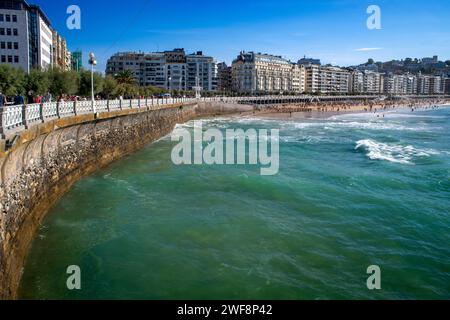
xmin=0 ymin=102 xmax=253 ymax=299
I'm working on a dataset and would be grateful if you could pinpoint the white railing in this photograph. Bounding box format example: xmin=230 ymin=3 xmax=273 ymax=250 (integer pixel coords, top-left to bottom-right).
xmin=0 ymin=97 xmax=198 ymax=135
xmin=59 ymin=101 xmax=76 ymax=117
xmin=25 ymin=103 xmax=42 ymax=124
xmin=96 ymin=100 xmax=109 ymax=112
xmin=131 ymin=99 xmax=140 ymax=108
xmin=109 ymin=100 xmax=121 ymax=110
xmin=1 ymin=104 xmax=23 ymax=131
xmin=77 ymin=100 xmax=93 ymax=114
xmin=1 ymin=95 xmax=447 ymax=136
xmin=42 ymin=102 xmax=58 ymax=120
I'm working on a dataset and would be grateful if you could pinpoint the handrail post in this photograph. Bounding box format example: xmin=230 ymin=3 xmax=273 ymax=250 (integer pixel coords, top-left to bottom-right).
xmin=56 ymin=102 xmax=61 ymax=118
xmin=39 ymin=103 xmax=44 ymax=122
xmin=0 ymin=106 xmax=5 ymax=137
xmin=22 ymin=104 xmax=27 ymax=128
xmin=74 ymin=101 xmax=78 ymax=116
xmin=107 ymin=99 xmax=110 ymax=112
xmin=119 ymin=99 xmax=123 ymax=110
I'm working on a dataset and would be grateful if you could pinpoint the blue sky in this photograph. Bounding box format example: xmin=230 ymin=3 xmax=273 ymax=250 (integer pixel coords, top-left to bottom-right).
xmin=34 ymin=0 xmax=450 ymax=72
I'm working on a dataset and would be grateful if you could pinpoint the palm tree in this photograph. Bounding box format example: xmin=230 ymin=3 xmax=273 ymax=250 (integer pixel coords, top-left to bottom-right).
xmin=114 ymin=70 xmax=136 ymax=85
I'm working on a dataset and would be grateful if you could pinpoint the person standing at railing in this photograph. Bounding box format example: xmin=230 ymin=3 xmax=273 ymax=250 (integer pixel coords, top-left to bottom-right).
xmin=27 ymin=91 xmax=34 ymax=104
xmin=35 ymin=95 xmax=42 ymax=104
xmin=43 ymin=92 xmax=52 ymax=103
xmin=14 ymin=93 xmax=24 ymax=106
xmin=0 ymin=92 xmax=6 ymax=107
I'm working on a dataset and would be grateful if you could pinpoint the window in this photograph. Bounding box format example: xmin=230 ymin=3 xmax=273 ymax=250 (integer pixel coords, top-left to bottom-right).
xmin=14 ymin=42 xmax=18 ymax=50
xmin=0 ymin=14 xmax=4 ymax=22
xmin=1 ymin=55 xmax=5 ymax=63
xmin=8 ymin=55 xmax=12 ymax=63
xmin=6 ymin=28 xmax=11 ymax=36
xmin=0 ymin=28 xmax=4 ymax=36
xmin=13 ymin=28 xmax=17 ymax=36
xmin=7 ymin=42 xmax=11 ymax=49
xmin=14 ymin=56 xmax=19 ymax=63
xmin=5 ymin=15 xmax=10 ymax=22
xmin=12 ymin=15 xmax=17 ymax=23
xmin=0 ymin=42 xmax=4 ymax=49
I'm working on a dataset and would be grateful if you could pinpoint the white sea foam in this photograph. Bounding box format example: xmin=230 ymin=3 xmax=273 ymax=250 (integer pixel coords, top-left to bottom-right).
xmin=285 ymin=120 xmax=429 ymax=132
xmin=355 ymin=139 xmax=440 ymax=164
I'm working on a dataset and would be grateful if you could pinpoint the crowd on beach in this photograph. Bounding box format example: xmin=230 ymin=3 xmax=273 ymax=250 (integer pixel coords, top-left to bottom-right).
xmin=260 ymin=98 xmax=450 ymax=117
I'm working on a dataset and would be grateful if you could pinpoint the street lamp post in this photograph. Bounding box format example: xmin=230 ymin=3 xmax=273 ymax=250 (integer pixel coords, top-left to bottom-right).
xmin=88 ymin=52 xmax=97 ymax=113
xmin=168 ymin=76 xmax=172 ymax=95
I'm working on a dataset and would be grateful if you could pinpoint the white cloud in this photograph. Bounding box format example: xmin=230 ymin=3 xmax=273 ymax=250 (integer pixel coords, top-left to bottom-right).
xmin=355 ymin=47 xmax=383 ymax=52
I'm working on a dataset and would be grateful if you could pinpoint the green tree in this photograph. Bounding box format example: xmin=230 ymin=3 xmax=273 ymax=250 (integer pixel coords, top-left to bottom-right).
xmin=25 ymin=69 xmax=50 ymax=95
xmin=78 ymin=70 xmax=104 ymax=97
xmin=114 ymin=84 xmax=139 ymax=98
xmin=49 ymin=68 xmax=79 ymax=97
xmin=0 ymin=64 xmax=26 ymax=96
xmin=115 ymin=70 xmax=136 ymax=85
xmin=102 ymin=75 xmax=118 ymax=99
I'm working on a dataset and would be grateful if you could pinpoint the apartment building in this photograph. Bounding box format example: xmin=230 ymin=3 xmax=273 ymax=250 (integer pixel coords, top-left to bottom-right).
xmin=364 ymin=71 xmax=383 ymax=94
xmin=318 ymin=66 xmax=350 ymax=94
xmin=349 ymin=70 xmax=364 ymax=94
xmin=416 ymin=74 xmax=443 ymax=94
xmin=0 ymin=0 xmax=71 ymax=72
xmin=186 ymin=51 xmax=217 ymax=92
xmin=443 ymin=77 xmax=450 ymax=94
xmin=417 ymin=75 xmax=431 ymax=94
xmin=291 ymin=63 xmax=306 ymax=93
xmin=303 ymin=63 xmax=349 ymax=94
xmin=405 ymin=74 xmax=418 ymax=95
xmin=31 ymin=4 xmax=52 ymax=69
xmin=430 ymin=76 xmax=442 ymax=94
xmin=0 ymin=0 xmax=28 ymax=70
xmin=231 ymin=51 xmax=297 ymax=94
xmin=217 ymin=62 xmax=232 ymax=92
xmin=384 ymin=74 xmax=408 ymax=95
xmin=106 ymin=49 xmax=218 ymax=92
xmin=52 ymin=30 xmax=71 ymax=71
xmin=303 ymin=64 xmax=320 ymax=93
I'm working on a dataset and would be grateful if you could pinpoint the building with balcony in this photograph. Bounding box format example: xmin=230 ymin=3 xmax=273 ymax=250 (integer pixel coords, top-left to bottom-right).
xmin=304 ymin=64 xmax=349 ymax=94
xmin=0 ymin=0 xmax=73 ymax=73
xmin=217 ymin=62 xmax=232 ymax=93
xmin=186 ymin=51 xmax=217 ymax=92
xmin=106 ymin=49 xmax=218 ymax=92
xmin=231 ymin=51 xmax=302 ymax=94
xmin=52 ymin=30 xmax=70 ymax=71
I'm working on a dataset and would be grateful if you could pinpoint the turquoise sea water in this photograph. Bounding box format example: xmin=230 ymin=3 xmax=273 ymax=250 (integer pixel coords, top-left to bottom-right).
xmin=19 ymin=106 xmax=450 ymax=299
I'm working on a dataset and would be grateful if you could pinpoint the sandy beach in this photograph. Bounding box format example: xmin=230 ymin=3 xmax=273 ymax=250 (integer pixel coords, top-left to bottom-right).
xmin=250 ymin=98 xmax=450 ymax=120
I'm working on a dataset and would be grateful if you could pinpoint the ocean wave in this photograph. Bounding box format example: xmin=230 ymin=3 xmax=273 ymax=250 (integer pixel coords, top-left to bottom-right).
xmin=355 ymin=139 xmax=440 ymax=164
xmin=286 ymin=120 xmax=430 ymax=132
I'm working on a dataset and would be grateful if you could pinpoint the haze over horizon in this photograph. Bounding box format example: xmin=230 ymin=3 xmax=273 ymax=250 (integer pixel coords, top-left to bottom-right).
xmin=32 ymin=0 xmax=450 ymax=72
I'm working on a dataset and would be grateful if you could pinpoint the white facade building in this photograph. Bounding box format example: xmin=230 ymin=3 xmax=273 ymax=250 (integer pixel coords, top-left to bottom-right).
xmin=303 ymin=64 xmax=349 ymax=94
xmin=106 ymin=49 xmax=218 ymax=92
xmin=0 ymin=1 xmax=55 ymax=72
xmin=232 ymin=51 xmax=300 ymax=94
xmin=0 ymin=3 xmax=28 ymax=71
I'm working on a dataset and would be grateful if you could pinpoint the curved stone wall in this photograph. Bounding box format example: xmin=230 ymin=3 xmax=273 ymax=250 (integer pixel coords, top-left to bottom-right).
xmin=0 ymin=104 xmax=202 ymax=299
